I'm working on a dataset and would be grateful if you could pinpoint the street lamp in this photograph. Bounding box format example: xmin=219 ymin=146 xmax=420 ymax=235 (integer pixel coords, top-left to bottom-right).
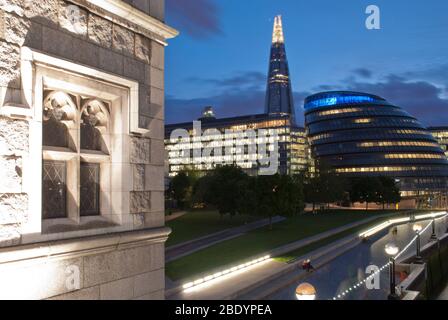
xmin=412 ymin=223 xmax=423 ymax=263
xmin=385 ymin=243 xmax=400 ymax=300
xmin=430 ymin=219 xmax=438 ymax=241
xmin=295 ymin=283 xmax=316 ymax=300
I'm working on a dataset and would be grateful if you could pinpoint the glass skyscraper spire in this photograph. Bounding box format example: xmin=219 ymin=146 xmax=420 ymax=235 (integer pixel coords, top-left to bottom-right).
xmin=265 ymin=15 xmax=296 ymax=124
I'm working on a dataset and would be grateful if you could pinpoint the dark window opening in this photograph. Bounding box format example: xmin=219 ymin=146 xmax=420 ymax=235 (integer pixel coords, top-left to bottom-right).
xmin=43 ymin=113 xmax=68 ymax=148
xmin=80 ymin=163 xmax=100 ymax=217
xmin=42 ymin=160 xmax=67 ymax=219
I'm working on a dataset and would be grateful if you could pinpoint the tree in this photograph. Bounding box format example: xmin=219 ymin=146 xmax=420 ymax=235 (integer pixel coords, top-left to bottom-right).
xmin=206 ymin=165 xmax=248 ymax=217
xmin=168 ymin=168 xmax=200 ymax=209
xmin=254 ymin=174 xmax=304 ymax=229
xmin=349 ymin=177 xmax=382 ymax=211
xmin=169 ymin=171 xmax=191 ymax=209
xmin=304 ymin=162 xmax=347 ymax=212
xmin=191 ymin=174 xmax=213 ymax=208
xmin=378 ymin=177 xmax=401 ymax=209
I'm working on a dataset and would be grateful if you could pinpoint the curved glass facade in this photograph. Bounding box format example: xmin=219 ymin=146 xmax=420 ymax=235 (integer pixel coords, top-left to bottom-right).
xmin=305 ymin=91 xmax=448 ymax=192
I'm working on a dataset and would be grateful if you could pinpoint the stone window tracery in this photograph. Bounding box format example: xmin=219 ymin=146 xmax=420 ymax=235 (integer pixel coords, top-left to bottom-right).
xmin=42 ymin=90 xmax=110 ymax=222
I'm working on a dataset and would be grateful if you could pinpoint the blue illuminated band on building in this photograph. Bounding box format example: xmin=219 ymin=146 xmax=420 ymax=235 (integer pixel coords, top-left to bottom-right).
xmin=304 ymin=92 xmax=389 ymax=110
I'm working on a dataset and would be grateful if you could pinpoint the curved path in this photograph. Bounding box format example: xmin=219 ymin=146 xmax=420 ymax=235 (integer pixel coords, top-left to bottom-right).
xmin=166 ymin=216 xmax=286 ymax=262
xmin=266 ymin=217 xmax=448 ymax=300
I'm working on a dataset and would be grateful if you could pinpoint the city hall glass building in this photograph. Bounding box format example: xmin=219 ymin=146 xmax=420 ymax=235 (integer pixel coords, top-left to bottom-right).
xmin=304 ymin=91 xmax=448 ymax=194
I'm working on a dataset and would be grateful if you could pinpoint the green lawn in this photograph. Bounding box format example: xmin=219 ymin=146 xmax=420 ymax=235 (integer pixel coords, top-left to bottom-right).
xmin=166 ymin=210 xmax=259 ymax=247
xmin=166 ymin=210 xmax=407 ymax=281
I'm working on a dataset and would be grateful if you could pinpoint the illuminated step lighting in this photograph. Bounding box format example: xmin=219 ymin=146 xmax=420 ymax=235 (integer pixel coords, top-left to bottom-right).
xmin=182 ymin=255 xmax=271 ymax=292
xmin=359 ymin=211 xmax=447 ymax=238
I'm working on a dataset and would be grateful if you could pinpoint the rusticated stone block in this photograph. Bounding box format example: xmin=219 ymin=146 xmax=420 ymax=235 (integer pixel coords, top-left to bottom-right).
xmin=4 ymin=12 xmax=30 ymax=46
xmin=130 ymin=137 xmax=150 ymax=164
xmin=87 ymin=14 xmax=112 ymax=48
xmin=0 ymin=193 xmax=28 ymax=225
xmin=133 ymin=164 xmax=145 ymax=191
xmin=59 ymin=2 xmax=88 ymax=36
xmin=0 ymin=116 xmax=29 ymax=154
xmin=133 ymin=213 xmax=145 ymax=227
xmin=0 ymin=40 xmax=20 ymax=87
xmin=112 ymin=24 xmax=134 ymax=56
xmin=0 ymin=224 xmax=20 ymax=248
xmin=23 ymin=0 xmax=59 ymax=26
xmin=135 ymin=33 xmax=151 ymax=64
xmin=0 ymin=0 xmax=24 ymax=17
xmin=130 ymin=191 xmax=150 ymax=214
xmin=0 ymin=156 xmax=22 ymax=193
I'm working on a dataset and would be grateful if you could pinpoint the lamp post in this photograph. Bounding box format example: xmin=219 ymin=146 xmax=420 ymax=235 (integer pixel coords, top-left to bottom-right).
xmin=430 ymin=219 xmax=438 ymax=241
xmin=385 ymin=243 xmax=400 ymax=300
xmin=413 ymin=223 xmax=423 ymax=263
xmin=295 ymin=283 xmax=316 ymax=300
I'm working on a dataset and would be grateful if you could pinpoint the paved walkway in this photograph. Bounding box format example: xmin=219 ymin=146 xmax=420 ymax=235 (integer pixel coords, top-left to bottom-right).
xmin=166 ymin=216 xmax=286 ymax=262
xmin=168 ymin=234 xmax=360 ymax=300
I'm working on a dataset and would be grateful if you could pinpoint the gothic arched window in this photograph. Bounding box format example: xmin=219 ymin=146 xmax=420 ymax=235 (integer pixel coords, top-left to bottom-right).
xmin=80 ymin=99 xmax=110 ymax=152
xmin=42 ymin=91 xmax=76 ymax=149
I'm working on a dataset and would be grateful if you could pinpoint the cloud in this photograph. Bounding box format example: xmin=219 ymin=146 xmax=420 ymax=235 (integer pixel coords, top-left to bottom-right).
xmin=167 ymin=67 xmax=448 ymax=127
xmin=352 ymin=68 xmax=373 ymax=79
xmin=166 ymin=88 xmax=309 ymax=126
xmin=186 ymin=71 xmax=266 ymax=90
xmin=327 ymin=72 xmax=448 ymax=127
xmin=166 ymin=0 xmax=222 ymax=39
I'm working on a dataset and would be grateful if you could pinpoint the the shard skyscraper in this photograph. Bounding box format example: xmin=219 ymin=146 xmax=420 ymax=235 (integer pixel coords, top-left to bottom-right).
xmin=265 ymin=15 xmax=296 ymax=124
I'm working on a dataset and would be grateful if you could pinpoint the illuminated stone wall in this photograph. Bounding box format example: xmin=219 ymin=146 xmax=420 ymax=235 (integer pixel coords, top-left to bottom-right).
xmin=0 ymin=0 xmax=176 ymax=300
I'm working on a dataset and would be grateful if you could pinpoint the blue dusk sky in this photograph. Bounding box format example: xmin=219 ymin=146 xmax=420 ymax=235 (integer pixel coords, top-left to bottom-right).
xmin=165 ymin=0 xmax=448 ymax=126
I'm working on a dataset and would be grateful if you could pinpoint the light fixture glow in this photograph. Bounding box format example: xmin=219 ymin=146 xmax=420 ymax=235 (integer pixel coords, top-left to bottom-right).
xmin=182 ymin=255 xmax=272 ymax=291
xmin=295 ymin=283 xmax=316 ymax=301
xmin=385 ymin=243 xmax=400 ymax=256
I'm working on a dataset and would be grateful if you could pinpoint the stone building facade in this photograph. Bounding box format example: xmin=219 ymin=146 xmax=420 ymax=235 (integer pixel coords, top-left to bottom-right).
xmin=0 ymin=0 xmax=177 ymax=299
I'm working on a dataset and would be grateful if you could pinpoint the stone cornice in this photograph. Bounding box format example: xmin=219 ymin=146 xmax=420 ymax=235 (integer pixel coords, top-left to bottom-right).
xmin=0 ymin=227 xmax=171 ymax=266
xmin=70 ymin=0 xmax=179 ymax=45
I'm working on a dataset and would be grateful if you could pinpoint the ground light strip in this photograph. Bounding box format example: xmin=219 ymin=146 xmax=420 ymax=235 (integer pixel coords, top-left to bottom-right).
xmin=359 ymin=211 xmax=447 ymax=238
xmin=182 ymin=255 xmax=271 ymax=291
xmin=334 ymin=217 xmax=445 ymax=300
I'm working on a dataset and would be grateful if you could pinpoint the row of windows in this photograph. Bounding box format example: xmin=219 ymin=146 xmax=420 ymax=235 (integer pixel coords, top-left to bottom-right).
xmin=309 ymin=117 xmax=420 ymax=134
xmin=309 ymin=129 xmax=432 ymax=143
xmin=307 ymin=108 xmax=409 ymax=122
xmin=335 ymin=166 xmax=448 ymax=173
xmin=384 ymin=153 xmax=446 ymax=160
xmin=359 ymin=141 xmax=441 ymax=148
xmin=166 ymin=135 xmax=301 ymax=150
